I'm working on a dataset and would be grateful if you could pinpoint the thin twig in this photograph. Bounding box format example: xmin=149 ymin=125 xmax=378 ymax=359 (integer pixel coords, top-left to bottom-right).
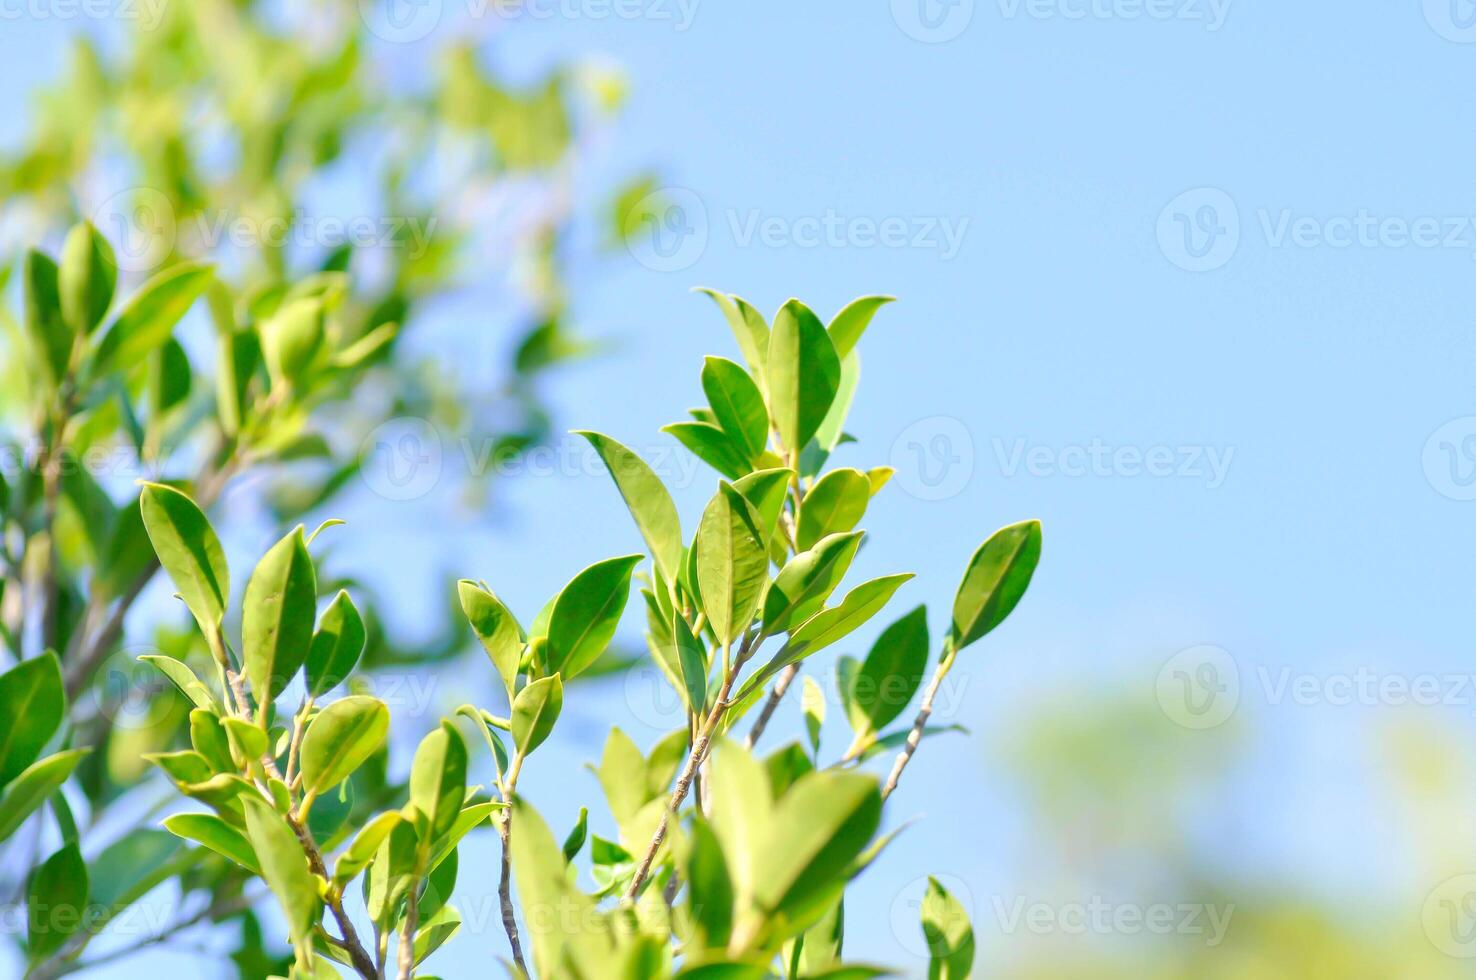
xmin=493 ymin=750 xmax=528 ymax=974
xmin=881 ymin=648 xmax=955 ymax=801
xmin=625 ymin=632 xmax=758 ymax=900
xmin=743 ymin=663 xmax=799 ymax=751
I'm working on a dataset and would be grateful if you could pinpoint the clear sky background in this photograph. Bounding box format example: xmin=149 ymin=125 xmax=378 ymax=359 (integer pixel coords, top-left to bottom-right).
xmin=4 ymin=1 xmax=1476 ymax=976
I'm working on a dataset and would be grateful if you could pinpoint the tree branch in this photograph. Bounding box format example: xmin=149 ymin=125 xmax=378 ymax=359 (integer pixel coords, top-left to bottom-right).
xmin=742 ymin=663 xmax=799 ymax=752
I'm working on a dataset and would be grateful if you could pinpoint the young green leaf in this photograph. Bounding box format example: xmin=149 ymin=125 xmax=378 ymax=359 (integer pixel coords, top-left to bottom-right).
xmin=742 ymin=574 xmax=913 ymax=700
xmin=662 ymin=421 xmax=750 ymax=480
xmin=242 ymin=525 xmax=317 ymax=708
xmin=162 ymin=813 xmax=260 ymax=872
xmin=849 ymin=605 xmax=929 ymax=736
xmin=796 ymin=469 xmax=870 ymax=551
xmin=241 ymin=795 xmax=321 ymax=957
xmin=305 ymin=590 xmax=367 ymax=698
xmin=458 ymin=580 xmax=523 ymax=699
xmin=576 ymin=431 xmax=684 ymax=587
xmin=409 ymin=723 xmax=468 ymax=840
xmin=1 ymin=754 xmax=78 ymax=843
xmin=695 ymin=288 xmax=769 ymax=374
xmin=512 ymin=674 xmax=564 ymax=756
xmin=696 ymin=483 xmax=770 ymax=647
xmin=299 ymin=696 xmax=389 ymax=799
xmin=760 ymin=532 xmax=863 ymax=635
xmin=731 ymin=468 xmax=793 ymax=548
xmin=921 ymin=876 xmax=975 ymax=980
xmin=138 ymin=655 xmax=218 ymax=712
xmin=950 ymin=519 xmax=1042 ymax=652
xmin=24 ymin=250 xmax=72 ymax=387
xmin=764 ymin=299 xmax=840 ymax=454
xmin=90 ymin=262 xmax=214 ymax=377
xmin=0 ymin=651 xmax=64 ymax=786
xmin=332 ymin=811 xmax=403 ymax=885
xmin=138 ymin=483 xmax=229 ymax=636
xmin=546 ymin=554 xmax=642 ymax=679
xmin=827 ymin=295 xmax=894 ymax=359
xmin=812 ymin=350 xmax=861 ymax=454
xmin=681 ymin=816 xmax=734 ymax=951
xmin=189 ymin=709 xmax=234 ymax=773
xmin=259 ymin=297 xmax=325 ymax=386
xmin=59 ymin=222 xmax=116 ymax=336
xmin=27 ymin=842 xmax=88 ymax=963
xmin=708 ymin=738 xmax=771 ymax=913
xmin=701 ymin=357 xmax=769 ymax=462
xmin=672 ymin=609 xmax=708 ymax=715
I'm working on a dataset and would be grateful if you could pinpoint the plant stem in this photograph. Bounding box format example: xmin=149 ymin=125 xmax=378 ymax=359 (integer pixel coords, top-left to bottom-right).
xmin=743 ymin=663 xmax=798 ymax=751
xmin=396 ymin=847 xmax=428 ymax=980
xmin=625 ymin=632 xmax=756 ymax=900
xmin=881 ymin=646 xmax=955 ymax=800
xmin=494 ymin=749 xmax=528 ymax=974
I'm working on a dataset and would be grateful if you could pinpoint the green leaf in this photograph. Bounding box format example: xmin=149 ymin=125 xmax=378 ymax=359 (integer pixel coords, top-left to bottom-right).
xmin=0 ymin=652 xmax=64 ymax=786
xmin=922 ymin=876 xmax=975 ymax=980
xmin=59 ymin=222 xmax=116 ymax=336
xmin=458 ymin=580 xmax=523 ymax=699
xmin=827 ymin=295 xmax=894 ymax=359
xmin=546 ymin=554 xmax=642 ymax=680
xmin=0 ymin=749 xmax=89 ymax=841
xmin=849 ymin=605 xmax=929 ymax=736
xmin=576 ymin=431 xmax=684 ymax=587
xmin=562 ymin=806 xmax=589 ymax=863
xmin=696 ymin=484 xmax=769 ymax=648
xmin=662 ymin=421 xmax=750 ymax=480
xmin=801 ymin=676 xmax=825 ymax=757
xmin=243 ymin=525 xmax=317 ymax=708
xmin=509 ymin=796 xmax=579 ymax=978
xmin=145 ymin=750 xmax=214 ymax=784
xmin=682 ymin=816 xmax=734 ymax=950
xmin=742 ymin=574 xmax=913 ymax=701
xmin=413 ymin=904 xmax=462 ymax=965
xmin=695 ymin=288 xmax=768 ymax=374
xmin=24 ymin=250 xmax=72 ymax=387
xmin=672 ymin=609 xmax=708 ymax=715
xmin=305 ymin=591 xmax=367 ymax=698
xmin=731 ymin=468 xmax=793 ymax=548
xmin=765 ymin=300 xmax=840 ymax=454
xmin=796 ymin=469 xmax=870 ymax=552
xmin=594 ymin=729 xmax=649 ymax=827
xmin=708 ymin=738 xmax=771 ymax=913
xmin=163 ymin=813 xmax=260 ymax=872
xmin=241 ymin=794 xmax=321 ymax=957
xmin=222 ymin=717 xmax=269 ymax=763
xmin=950 ymin=520 xmax=1042 ymax=651
xmin=512 ymin=674 xmax=564 ymax=756
xmin=409 ymin=723 xmax=468 ymax=840
xmin=760 ymin=532 xmax=863 ymax=636
xmin=332 ymin=811 xmax=402 ymax=885
xmin=189 ymin=709 xmax=234 ymax=772
xmin=90 ymin=262 xmax=214 ymax=378
xmin=300 ymin=696 xmax=389 ymax=799
xmin=139 ymin=654 xmax=218 ymax=712
xmin=259 ymin=297 xmax=325 ymax=386
xmin=701 ymin=357 xmax=769 ymax=462
xmin=754 ymin=771 xmax=881 ymax=922
xmin=139 ymin=483 xmax=229 ymax=635
xmin=27 ymin=842 xmax=88 ymax=963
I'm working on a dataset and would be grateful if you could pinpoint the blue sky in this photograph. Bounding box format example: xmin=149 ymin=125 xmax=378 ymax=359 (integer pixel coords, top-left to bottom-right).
xmin=5 ymin=1 xmax=1476 ymax=975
